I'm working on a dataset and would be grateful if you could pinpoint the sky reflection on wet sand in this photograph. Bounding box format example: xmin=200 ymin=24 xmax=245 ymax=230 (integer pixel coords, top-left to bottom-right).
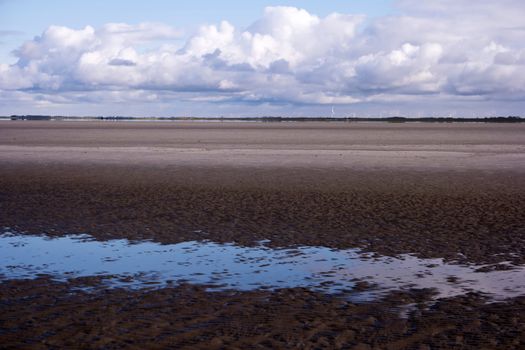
xmin=1 ymin=230 xmax=524 ymax=302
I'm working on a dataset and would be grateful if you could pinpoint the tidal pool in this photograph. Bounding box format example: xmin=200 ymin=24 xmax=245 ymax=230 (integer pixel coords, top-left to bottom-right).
xmin=1 ymin=229 xmax=524 ymax=301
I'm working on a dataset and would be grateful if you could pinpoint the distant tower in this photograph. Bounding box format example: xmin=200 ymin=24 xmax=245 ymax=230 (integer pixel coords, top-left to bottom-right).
xmin=331 ymin=106 xmax=335 ymax=118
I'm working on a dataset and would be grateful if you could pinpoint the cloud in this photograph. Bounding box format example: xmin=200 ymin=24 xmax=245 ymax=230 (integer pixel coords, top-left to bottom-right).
xmin=1 ymin=3 xmax=525 ymax=115
xmin=108 ymin=58 xmax=136 ymax=66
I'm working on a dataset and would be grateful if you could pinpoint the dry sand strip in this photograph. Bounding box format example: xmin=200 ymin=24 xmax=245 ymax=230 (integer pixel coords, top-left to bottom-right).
xmin=2 ymin=120 xmax=525 ymax=170
xmin=1 ymin=145 xmax=525 ymax=171
xmin=1 ymin=120 xmax=525 ymax=171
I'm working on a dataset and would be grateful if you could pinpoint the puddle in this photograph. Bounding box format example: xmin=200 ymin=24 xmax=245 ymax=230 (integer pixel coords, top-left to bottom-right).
xmin=1 ymin=230 xmax=524 ymax=301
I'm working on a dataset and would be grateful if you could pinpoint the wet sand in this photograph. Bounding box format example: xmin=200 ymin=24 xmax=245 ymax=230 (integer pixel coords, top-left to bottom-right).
xmin=1 ymin=121 xmax=525 ymax=348
xmin=2 ymin=277 xmax=524 ymax=349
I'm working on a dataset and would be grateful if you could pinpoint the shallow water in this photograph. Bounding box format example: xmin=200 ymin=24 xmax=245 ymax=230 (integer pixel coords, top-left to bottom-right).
xmin=1 ymin=230 xmax=524 ymax=301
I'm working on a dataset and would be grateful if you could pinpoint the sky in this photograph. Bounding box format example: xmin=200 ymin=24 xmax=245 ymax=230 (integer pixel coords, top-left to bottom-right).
xmin=0 ymin=0 xmax=524 ymax=117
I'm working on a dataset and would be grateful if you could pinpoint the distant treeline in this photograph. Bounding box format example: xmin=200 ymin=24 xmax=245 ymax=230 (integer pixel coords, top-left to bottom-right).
xmin=3 ymin=115 xmax=524 ymax=123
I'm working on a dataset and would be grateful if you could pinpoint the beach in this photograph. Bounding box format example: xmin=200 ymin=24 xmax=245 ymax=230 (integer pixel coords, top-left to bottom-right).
xmin=1 ymin=121 xmax=525 ymax=348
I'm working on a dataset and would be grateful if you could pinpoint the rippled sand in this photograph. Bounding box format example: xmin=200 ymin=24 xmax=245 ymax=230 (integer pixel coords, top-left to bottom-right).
xmin=1 ymin=121 xmax=524 ymax=348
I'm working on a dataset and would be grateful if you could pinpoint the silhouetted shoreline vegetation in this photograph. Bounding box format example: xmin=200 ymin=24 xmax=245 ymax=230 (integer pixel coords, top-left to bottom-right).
xmin=2 ymin=115 xmax=524 ymax=123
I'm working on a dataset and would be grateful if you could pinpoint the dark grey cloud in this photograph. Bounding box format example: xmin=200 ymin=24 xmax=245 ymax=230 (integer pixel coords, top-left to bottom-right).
xmin=108 ymin=58 xmax=136 ymax=66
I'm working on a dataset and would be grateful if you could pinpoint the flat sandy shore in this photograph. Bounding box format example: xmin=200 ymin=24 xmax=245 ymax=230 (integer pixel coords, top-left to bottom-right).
xmin=1 ymin=121 xmax=525 ymax=348
xmin=2 ymin=121 xmax=525 ymax=170
xmin=2 ymin=121 xmax=525 ymax=263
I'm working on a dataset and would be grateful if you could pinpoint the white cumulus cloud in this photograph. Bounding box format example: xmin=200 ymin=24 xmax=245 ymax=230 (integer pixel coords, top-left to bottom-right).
xmin=1 ymin=2 xmax=525 ymax=116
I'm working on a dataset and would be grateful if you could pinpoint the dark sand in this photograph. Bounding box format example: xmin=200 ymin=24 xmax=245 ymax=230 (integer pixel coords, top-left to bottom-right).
xmin=2 ymin=277 xmax=524 ymax=349
xmin=1 ymin=121 xmax=525 ymax=348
